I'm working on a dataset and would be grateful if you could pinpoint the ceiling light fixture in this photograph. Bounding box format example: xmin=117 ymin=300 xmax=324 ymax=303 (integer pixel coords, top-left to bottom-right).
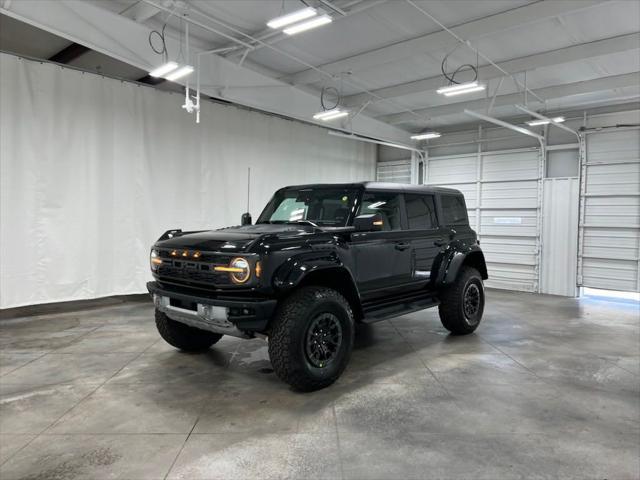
xmin=526 ymin=116 xmax=565 ymax=126
xmin=283 ymin=15 xmax=332 ymax=35
xmin=149 ymin=61 xmax=178 ymax=77
xmin=164 ymin=65 xmax=194 ymax=82
xmin=313 ymin=108 xmax=349 ymax=121
xmin=267 ymin=7 xmax=317 ymax=29
xmin=410 ymin=132 xmax=441 ymax=140
xmin=437 ymin=81 xmax=485 ymax=97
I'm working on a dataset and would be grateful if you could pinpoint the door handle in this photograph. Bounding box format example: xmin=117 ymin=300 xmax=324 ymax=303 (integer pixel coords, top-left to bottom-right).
xmin=433 ymin=238 xmax=446 ymax=247
xmin=394 ymin=242 xmax=410 ymax=251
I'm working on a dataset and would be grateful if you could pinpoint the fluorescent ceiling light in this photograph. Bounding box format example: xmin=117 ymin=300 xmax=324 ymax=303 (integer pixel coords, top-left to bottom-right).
xmin=283 ymin=15 xmax=332 ymax=35
xmin=442 ymin=85 xmax=486 ymax=97
xmin=313 ymin=108 xmax=349 ymax=121
xmin=164 ymin=65 xmax=194 ymax=81
xmin=526 ymin=116 xmax=565 ymax=126
xmin=411 ymin=132 xmax=441 ymax=140
xmin=149 ymin=61 xmax=178 ymax=77
xmin=267 ymin=7 xmax=317 ymax=29
xmin=437 ymin=81 xmax=479 ymax=95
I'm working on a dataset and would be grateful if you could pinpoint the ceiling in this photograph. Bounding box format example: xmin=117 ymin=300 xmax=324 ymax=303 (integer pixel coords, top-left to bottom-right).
xmin=1 ymin=0 xmax=639 ymax=142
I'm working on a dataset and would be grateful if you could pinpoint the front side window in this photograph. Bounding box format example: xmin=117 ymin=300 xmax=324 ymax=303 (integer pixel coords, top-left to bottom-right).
xmin=258 ymin=188 xmax=359 ymax=227
xmin=441 ymin=194 xmax=468 ymax=225
xmin=357 ymin=192 xmax=403 ymax=231
xmin=405 ymin=194 xmax=437 ymax=230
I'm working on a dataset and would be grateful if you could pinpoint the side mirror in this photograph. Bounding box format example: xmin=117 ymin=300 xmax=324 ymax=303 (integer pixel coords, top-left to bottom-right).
xmin=353 ymin=213 xmax=384 ymax=232
xmin=241 ymin=212 xmax=252 ymax=226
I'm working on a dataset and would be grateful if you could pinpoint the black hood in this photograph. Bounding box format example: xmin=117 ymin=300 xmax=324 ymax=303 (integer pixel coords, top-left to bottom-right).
xmin=155 ymin=224 xmax=311 ymax=251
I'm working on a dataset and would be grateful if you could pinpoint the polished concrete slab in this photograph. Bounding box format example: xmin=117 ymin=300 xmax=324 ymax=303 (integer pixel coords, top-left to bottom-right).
xmin=0 ymin=290 xmax=638 ymax=479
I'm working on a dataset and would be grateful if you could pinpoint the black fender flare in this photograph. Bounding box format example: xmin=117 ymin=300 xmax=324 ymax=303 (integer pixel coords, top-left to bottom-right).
xmin=434 ymin=244 xmax=487 ymax=286
xmin=273 ymin=251 xmax=357 ymax=292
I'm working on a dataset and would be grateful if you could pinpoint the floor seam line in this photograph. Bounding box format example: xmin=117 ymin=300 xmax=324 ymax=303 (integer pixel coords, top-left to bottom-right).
xmin=163 ymin=416 xmax=200 ymax=480
xmin=388 ymin=320 xmax=457 ymax=403
xmin=333 ymin=404 xmax=345 ymax=480
xmin=0 ymin=351 xmax=49 ymax=378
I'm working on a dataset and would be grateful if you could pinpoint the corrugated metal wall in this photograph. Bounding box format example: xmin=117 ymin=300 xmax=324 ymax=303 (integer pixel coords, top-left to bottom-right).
xmin=425 ymin=148 xmax=543 ymax=292
xmin=579 ymin=128 xmax=640 ymax=292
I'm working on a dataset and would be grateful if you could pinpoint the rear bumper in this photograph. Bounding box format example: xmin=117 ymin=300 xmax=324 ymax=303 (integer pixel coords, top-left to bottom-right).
xmin=147 ymin=281 xmax=276 ymax=335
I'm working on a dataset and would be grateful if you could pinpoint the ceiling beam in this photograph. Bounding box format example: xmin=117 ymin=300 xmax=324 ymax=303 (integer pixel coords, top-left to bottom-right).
xmin=48 ymin=42 xmax=90 ymax=63
xmin=343 ymin=32 xmax=640 ymax=108
xmin=1 ymin=0 xmax=412 ymax=144
xmin=380 ymin=72 xmax=640 ymax=125
xmin=119 ymin=1 xmax=161 ymax=22
xmin=286 ymin=0 xmax=607 ymax=86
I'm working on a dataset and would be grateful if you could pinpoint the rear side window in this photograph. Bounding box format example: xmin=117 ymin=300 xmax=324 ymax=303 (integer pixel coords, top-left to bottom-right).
xmin=358 ymin=192 xmax=402 ymax=231
xmin=441 ymin=195 xmax=468 ymax=225
xmin=405 ymin=194 xmax=437 ymax=230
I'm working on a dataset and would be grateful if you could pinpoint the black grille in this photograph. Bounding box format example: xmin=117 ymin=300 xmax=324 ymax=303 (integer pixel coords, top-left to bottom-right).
xmin=155 ymin=248 xmax=236 ymax=287
xmin=157 ymin=263 xmax=232 ymax=286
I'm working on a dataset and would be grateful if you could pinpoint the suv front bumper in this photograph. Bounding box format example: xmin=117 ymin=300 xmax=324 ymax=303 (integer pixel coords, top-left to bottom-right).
xmin=147 ymin=281 xmax=276 ymax=337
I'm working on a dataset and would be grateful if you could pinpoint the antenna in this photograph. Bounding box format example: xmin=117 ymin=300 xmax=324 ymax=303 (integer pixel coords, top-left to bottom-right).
xmin=246 ymin=167 xmax=251 ymax=212
xmin=241 ymin=167 xmax=252 ymax=226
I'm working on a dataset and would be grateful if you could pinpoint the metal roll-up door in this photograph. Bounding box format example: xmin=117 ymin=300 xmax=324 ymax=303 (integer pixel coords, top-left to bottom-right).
xmin=376 ymin=158 xmax=412 ymax=183
xmin=426 ymin=148 xmax=543 ymax=292
xmin=578 ymin=129 xmax=640 ymax=292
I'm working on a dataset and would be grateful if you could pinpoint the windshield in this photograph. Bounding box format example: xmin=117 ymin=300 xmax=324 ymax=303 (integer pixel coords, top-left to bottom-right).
xmin=257 ymin=188 xmax=360 ymax=227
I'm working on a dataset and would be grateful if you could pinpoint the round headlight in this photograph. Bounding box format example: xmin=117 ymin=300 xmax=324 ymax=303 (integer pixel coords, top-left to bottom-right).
xmin=150 ymin=249 xmax=162 ymax=270
xmin=229 ymin=257 xmax=250 ymax=284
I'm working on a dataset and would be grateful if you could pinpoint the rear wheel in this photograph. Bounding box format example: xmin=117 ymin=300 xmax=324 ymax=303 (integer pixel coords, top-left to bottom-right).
xmin=155 ymin=309 xmax=223 ymax=352
xmin=268 ymin=286 xmax=354 ymax=391
xmin=438 ymin=266 xmax=485 ymax=335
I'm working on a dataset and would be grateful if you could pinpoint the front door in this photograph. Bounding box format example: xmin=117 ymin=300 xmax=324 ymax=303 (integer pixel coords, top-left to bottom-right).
xmin=351 ymin=191 xmax=412 ymax=294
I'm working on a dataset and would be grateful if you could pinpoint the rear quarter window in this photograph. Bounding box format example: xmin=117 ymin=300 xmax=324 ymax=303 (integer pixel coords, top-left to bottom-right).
xmin=441 ymin=194 xmax=468 ymax=225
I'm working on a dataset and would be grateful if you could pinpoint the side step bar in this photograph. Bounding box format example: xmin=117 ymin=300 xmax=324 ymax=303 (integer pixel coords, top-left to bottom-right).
xmin=362 ymin=291 xmax=440 ymax=324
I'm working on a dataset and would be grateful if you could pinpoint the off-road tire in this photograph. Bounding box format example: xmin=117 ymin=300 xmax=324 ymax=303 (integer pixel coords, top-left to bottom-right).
xmin=438 ymin=266 xmax=485 ymax=335
xmin=268 ymin=286 xmax=354 ymax=392
xmin=155 ymin=309 xmax=223 ymax=352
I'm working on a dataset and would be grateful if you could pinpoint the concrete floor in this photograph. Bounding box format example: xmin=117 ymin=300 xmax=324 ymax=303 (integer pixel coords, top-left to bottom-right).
xmin=0 ymin=290 xmax=638 ymax=480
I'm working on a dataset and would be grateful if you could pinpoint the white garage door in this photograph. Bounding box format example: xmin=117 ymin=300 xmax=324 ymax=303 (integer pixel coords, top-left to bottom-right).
xmin=426 ymin=148 xmax=543 ymax=292
xmin=376 ymin=158 xmax=412 ymax=183
xmin=579 ymin=129 xmax=640 ymax=292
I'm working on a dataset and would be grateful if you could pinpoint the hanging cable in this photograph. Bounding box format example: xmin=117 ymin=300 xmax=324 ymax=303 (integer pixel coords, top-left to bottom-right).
xmin=440 ymin=43 xmax=478 ymax=85
xmin=148 ymin=23 xmax=168 ymax=59
xmin=320 ymin=86 xmax=341 ymax=111
xmin=148 ymin=8 xmax=178 ymax=62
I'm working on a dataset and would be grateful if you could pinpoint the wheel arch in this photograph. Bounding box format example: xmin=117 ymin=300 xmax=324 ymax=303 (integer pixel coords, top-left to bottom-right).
xmin=274 ymin=255 xmax=363 ymax=321
xmin=436 ymin=246 xmax=488 ymax=285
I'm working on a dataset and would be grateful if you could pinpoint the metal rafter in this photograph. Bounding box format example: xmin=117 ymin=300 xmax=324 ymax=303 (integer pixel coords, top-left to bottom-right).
xmin=142 ymin=0 xmax=431 ymax=124
xmin=343 ymin=32 xmax=640 ymax=108
xmin=286 ymin=0 xmax=607 ymax=86
xmin=380 ymin=72 xmax=640 ymax=125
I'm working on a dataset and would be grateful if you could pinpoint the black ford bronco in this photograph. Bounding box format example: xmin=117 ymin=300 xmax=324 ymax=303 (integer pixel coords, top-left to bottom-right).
xmin=148 ymin=182 xmax=487 ymax=391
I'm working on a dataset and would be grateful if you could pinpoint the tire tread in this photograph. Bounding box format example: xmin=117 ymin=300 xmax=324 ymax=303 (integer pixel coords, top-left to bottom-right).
xmin=155 ymin=309 xmax=222 ymax=352
xmin=268 ymin=286 xmax=354 ymax=391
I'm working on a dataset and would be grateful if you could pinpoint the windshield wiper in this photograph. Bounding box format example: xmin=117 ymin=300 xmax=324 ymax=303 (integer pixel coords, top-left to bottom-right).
xmin=294 ymin=220 xmax=319 ymax=228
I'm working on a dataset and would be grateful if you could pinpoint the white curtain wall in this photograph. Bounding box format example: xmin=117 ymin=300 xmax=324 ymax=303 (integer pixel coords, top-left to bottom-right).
xmin=0 ymin=53 xmax=376 ymax=308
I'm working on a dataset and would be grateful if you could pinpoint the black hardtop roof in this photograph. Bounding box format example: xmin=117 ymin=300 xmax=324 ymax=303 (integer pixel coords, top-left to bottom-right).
xmin=278 ymin=181 xmax=462 ymax=195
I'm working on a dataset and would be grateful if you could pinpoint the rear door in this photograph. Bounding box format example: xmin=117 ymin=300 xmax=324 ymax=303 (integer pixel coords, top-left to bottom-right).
xmin=404 ymin=193 xmax=441 ymax=285
xmin=351 ymin=191 xmax=413 ymax=294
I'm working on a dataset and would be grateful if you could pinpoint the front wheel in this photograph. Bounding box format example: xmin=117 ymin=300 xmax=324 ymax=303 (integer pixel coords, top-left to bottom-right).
xmin=155 ymin=309 xmax=223 ymax=352
xmin=268 ymin=286 xmax=354 ymax=391
xmin=438 ymin=266 xmax=485 ymax=335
